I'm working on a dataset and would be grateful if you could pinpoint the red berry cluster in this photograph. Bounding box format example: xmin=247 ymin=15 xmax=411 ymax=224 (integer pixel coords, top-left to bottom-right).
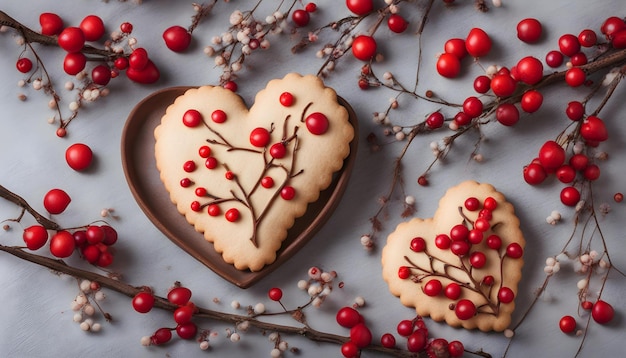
xmin=436 ymin=27 xmax=492 ymax=79
xmin=559 ymin=299 xmax=614 ymax=335
xmin=22 ymin=188 xmax=118 ymax=267
xmin=349 ymin=0 xmax=409 ymax=65
xmin=398 ymin=195 xmax=523 ymax=321
xmin=336 ymin=306 xmax=464 ymax=358
xmin=28 ymin=12 xmax=160 ymax=84
xmin=132 ymin=285 xmax=199 ymax=345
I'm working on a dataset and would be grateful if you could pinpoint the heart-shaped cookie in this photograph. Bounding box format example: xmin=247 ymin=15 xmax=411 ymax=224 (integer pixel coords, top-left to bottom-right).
xmin=154 ymin=74 xmax=354 ymax=272
xmin=382 ymin=181 xmax=525 ymax=332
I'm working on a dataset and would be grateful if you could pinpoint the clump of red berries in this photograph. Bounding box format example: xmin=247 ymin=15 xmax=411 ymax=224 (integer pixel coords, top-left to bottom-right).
xmin=21 ymin=188 xmax=118 ymax=267
xmin=134 ymin=284 xmax=200 ymax=346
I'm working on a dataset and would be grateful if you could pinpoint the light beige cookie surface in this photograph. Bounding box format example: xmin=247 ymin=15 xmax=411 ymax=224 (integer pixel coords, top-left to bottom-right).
xmin=154 ymin=73 xmax=354 ymax=271
xmin=381 ymin=181 xmax=525 ymax=332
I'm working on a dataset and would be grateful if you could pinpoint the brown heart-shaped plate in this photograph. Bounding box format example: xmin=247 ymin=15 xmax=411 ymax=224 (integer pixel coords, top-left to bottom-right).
xmin=121 ymin=86 xmax=358 ymax=288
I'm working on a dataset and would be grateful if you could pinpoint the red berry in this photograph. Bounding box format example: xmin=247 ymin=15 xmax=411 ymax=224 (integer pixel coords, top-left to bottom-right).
xmin=565 ymin=67 xmax=586 ymax=87
xmin=445 ymin=283 xmax=462 ymax=300
xmin=305 ymin=112 xmax=329 ymax=135
xmin=465 ymin=28 xmax=492 ymax=57
xmin=454 ymin=299 xmax=476 ymax=320
xmin=132 ymin=291 xmax=155 ymax=313
xmin=591 ymin=300 xmax=614 ymax=324
xmin=410 ymin=237 xmax=426 ymax=252
xmin=398 ymin=266 xmax=411 ymax=279
xmin=583 ymin=164 xmax=601 ymax=181
xmin=490 ymin=73 xmax=517 ymax=97
xmin=176 ymin=321 xmax=198 ymax=340
xmin=556 ymin=165 xmax=576 ymax=183
xmin=352 ymin=35 xmax=377 ymax=61
xmin=292 ymin=9 xmax=310 ymax=27
xmin=558 ymin=34 xmax=581 ymax=57
xmin=506 ymin=242 xmax=524 ymax=258
xmin=450 ymin=224 xmax=469 ymax=241
xmin=173 ymin=305 xmax=195 ymax=324
xmin=577 ymin=29 xmax=597 ymax=47
xmin=436 ymin=53 xmax=461 ymax=78
xmin=81 ymin=244 xmax=101 ymax=264
xmin=336 ymin=306 xmax=362 ymax=328
xmin=559 ymin=315 xmax=576 ymax=333
xmin=387 ymin=14 xmax=408 ymax=34
xmin=120 ymin=22 xmax=133 ymax=34
xmin=498 ymin=287 xmax=515 ymax=303
xmin=198 ymin=145 xmax=211 ymax=158
xmin=495 ymin=103 xmax=520 ymax=126
xmin=565 ymin=101 xmax=585 ymax=121
xmin=91 ymin=65 xmax=111 ymax=86
xmin=163 ymin=25 xmax=192 ymax=52
xmin=406 ymin=329 xmax=427 ymax=352
xmin=516 ymin=56 xmax=544 ymax=85
xmin=380 ymin=333 xmax=396 ymax=348
xmin=538 ymin=140 xmax=565 ymax=170
xmin=448 ymin=340 xmax=465 ymax=357
xmin=22 ymin=225 xmax=49 ymax=251
xmin=279 ymin=92 xmax=294 ymax=106
xmin=16 ymin=58 xmax=33 ymax=73
xmin=468 ymin=227 xmax=484 ymax=243
xmin=305 ymin=3 xmax=317 ymax=12
xmin=349 ymin=323 xmax=372 ymax=348
xmin=225 ymin=208 xmax=240 ymax=222
xmin=261 ymin=176 xmax=274 ymax=188
xmin=39 ymin=13 xmax=64 ymax=36
xmin=486 ymin=234 xmax=502 ymax=250
xmin=569 ymin=153 xmax=589 ymax=171
xmin=43 ymin=188 xmax=71 ymax=214
xmin=151 ymin=327 xmax=172 ymax=345
xmin=211 ymin=109 xmax=227 ymax=123
xmin=250 ymin=127 xmax=271 ymax=147
xmin=516 ymin=18 xmax=542 ymax=43
xmin=464 ymin=197 xmax=480 ymax=211
xmin=168 ymin=286 xmax=192 ymax=306
xmin=545 ymin=50 xmax=564 ymax=68
xmin=570 ymin=52 xmax=588 ymax=66
xmin=423 ymin=279 xmax=443 ymax=296
xmin=63 ymin=52 xmax=87 ymax=75
xmin=444 ymin=38 xmax=467 ymax=59
xmin=79 ymin=15 xmax=105 ymax=42
xmin=86 ymin=225 xmax=105 ymax=244
xmin=470 ymin=251 xmax=487 ymax=268
xmin=346 ymin=0 xmax=373 ymax=16
xmin=50 ymin=230 xmax=76 ymax=258
xmin=129 ymin=48 xmax=149 ymax=70
xmin=560 ymin=186 xmax=581 ymax=206
xmin=268 ymin=287 xmax=283 ymax=301
xmin=65 ymin=143 xmax=93 ymax=171
xmin=341 ymin=341 xmax=359 ymax=358
xmin=450 ymin=240 xmax=470 ymax=256
xmin=434 ymin=234 xmax=451 ymax=250
xmin=58 ymin=27 xmax=85 ymax=53
xmin=473 ymin=75 xmax=491 ymax=94
xmin=521 ymin=90 xmax=543 ymax=113
xmin=426 ymin=112 xmax=445 ymax=129
xmin=396 ymin=319 xmax=414 ymax=337
xmin=126 ymin=58 xmax=160 ymax=84
xmin=280 ymin=186 xmax=296 ymax=200
xmin=462 ymin=96 xmax=483 ymax=118
xmin=270 ymin=143 xmax=287 ymax=158
xmin=601 ymin=17 xmax=626 ymax=39
xmin=580 ymin=116 xmax=608 ymax=142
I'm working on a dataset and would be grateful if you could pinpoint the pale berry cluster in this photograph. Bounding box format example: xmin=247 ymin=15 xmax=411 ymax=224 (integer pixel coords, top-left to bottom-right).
xmin=70 ymin=279 xmax=107 ymax=332
xmin=296 ymin=266 xmax=338 ymax=307
xmin=204 ymin=3 xmax=304 ymax=86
